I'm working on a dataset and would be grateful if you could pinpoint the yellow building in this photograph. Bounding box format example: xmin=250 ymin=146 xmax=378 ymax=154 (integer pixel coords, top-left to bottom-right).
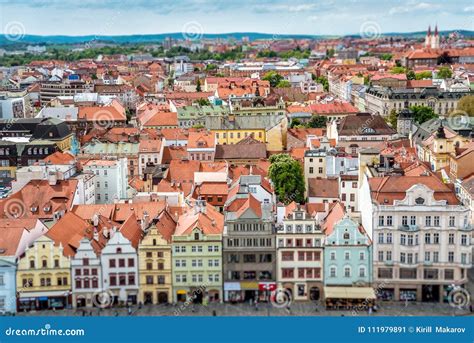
xmin=138 ymin=210 xmax=176 ymax=304
xmin=213 ymin=129 xmax=266 ymax=145
xmin=266 ymin=117 xmax=288 ymax=152
xmin=418 ymin=126 xmax=471 ymax=172
xmin=16 ymin=235 xmax=71 ymax=311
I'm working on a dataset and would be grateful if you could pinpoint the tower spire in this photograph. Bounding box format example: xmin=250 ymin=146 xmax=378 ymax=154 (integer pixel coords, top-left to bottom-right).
xmin=427 ymin=25 xmax=431 ymax=36
xmin=434 ymin=24 xmax=438 ymax=36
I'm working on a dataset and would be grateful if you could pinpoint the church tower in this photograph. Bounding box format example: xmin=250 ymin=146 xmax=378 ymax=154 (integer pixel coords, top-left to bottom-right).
xmin=425 ymin=25 xmax=431 ymax=48
xmin=431 ymin=24 xmax=440 ymax=49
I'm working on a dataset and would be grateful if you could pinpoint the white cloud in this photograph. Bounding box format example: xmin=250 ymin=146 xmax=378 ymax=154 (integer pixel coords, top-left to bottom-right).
xmin=389 ymin=2 xmax=441 ymax=15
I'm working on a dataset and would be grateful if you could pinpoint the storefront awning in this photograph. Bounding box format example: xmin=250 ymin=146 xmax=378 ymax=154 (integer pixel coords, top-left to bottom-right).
xmin=324 ymin=287 xmax=376 ymax=300
xmin=240 ymin=282 xmax=259 ymax=290
xmin=176 ymin=290 xmax=187 ymax=295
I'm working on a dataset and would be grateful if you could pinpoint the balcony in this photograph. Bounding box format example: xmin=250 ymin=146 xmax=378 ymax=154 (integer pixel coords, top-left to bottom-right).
xmin=460 ymin=224 xmax=472 ymax=231
xmin=398 ymin=224 xmax=420 ymax=232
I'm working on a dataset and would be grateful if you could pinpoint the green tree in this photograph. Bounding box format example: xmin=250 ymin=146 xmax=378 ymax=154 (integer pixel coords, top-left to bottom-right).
xmin=205 ymin=63 xmax=217 ymax=71
xmin=192 ymin=124 xmax=205 ymax=129
xmin=307 ymin=115 xmax=327 ymax=128
xmin=406 ymin=70 xmax=416 ymax=80
xmin=410 ymin=105 xmax=438 ymax=124
xmin=415 ymin=71 xmax=432 ymax=80
xmin=269 ymin=154 xmax=305 ymax=204
xmin=196 ymin=79 xmax=202 ymax=92
xmin=380 ymin=53 xmax=392 ymax=61
xmin=456 ymin=95 xmax=474 ymax=116
xmin=437 ymin=66 xmax=452 ymax=79
xmin=315 ymin=76 xmax=329 ymax=92
xmin=262 ymin=71 xmax=284 ymax=88
xmin=390 ymin=66 xmax=407 ymax=74
xmin=196 ymin=98 xmax=211 ymax=106
xmin=386 ymin=108 xmax=398 ymax=128
xmin=276 ymin=80 xmax=291 ymax=88
xmin=289 ymin=118 xmax=302 ymax=128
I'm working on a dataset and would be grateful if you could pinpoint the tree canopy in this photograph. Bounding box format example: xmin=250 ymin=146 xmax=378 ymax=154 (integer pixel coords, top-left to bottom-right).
xmin=437 ymin=66 xmax=452 ymax=79
xmin=269 ymin=154 xmax=305 ymax=204
xmin=307 ymin=115 xmax=327 ymax=128
xmin=410 ymin=105 xmax=438 ymax=124
xmin=456 ymin=95 xmax=474 ymax=116
xmin=262 ymin=71 xmax=284 ymax=88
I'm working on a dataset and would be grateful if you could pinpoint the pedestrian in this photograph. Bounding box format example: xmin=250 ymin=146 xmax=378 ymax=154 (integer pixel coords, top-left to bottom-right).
xmin=368 ymin=305 xmax=373 ymax=316
xmin=255 ymin=300 xmax=259 ymax=311
xmin=470 ymin=304 xmax=472 ymax=313
xmin=249 ymin=298 xmax=253 ymax=307
xmin=127 ymin=306 xmax=132 ymax=315
xmin=82 ymin=310 xmax=85 ymax=316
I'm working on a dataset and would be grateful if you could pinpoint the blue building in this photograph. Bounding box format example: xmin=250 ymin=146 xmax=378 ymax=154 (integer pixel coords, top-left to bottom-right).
xmin=324 ymin=217 xmax=372 ymax=286
xmin=0 ymin=256 xmax=17 ymax=314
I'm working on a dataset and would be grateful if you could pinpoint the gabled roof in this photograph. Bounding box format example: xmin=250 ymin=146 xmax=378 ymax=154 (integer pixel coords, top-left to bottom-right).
xmin=0 ymin=179 xmax=79 ymax=219
xmin=308 ymin=177 xmax=339 ymax=198
xmin=174 ymin=202 xmax=224 ymax=236
xmin=369 ymin=175 xmax=459 ymax=205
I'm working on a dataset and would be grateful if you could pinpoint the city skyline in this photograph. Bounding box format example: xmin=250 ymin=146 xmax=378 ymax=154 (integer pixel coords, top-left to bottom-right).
xmin=0 ymin=0 xmax=473 ymax=37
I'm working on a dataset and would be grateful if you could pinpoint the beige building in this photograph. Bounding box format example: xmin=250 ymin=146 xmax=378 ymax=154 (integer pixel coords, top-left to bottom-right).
xmin=138 ymin=210 xmax=176 ymax=304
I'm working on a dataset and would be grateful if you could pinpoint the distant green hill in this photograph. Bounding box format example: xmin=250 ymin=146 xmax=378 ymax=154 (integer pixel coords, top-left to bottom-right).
xmin=1 ymin=30 xmax=473 ymax=46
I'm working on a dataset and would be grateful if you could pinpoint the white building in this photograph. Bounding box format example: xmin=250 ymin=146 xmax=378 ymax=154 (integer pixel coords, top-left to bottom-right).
xmin=100 ymin=229 xmax=139 ymax=305
xmin=360 ymin=174 xmax=472 ymax=302
xmin=71 ymin=238 xmax=102 ymax=308
xmin=276 ymin=203 xmax=324 ymax=301
xmin=138 ymin=140 xmax=164 ymax=176
xmin=83 ymin=159 xmax=128 ymax=204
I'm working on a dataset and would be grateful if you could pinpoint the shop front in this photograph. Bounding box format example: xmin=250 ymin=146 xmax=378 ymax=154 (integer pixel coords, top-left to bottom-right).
xmin=224 ymin=282 xmax=241 ymax=303
xmin=324 ymin=287 xmax=376 ymax=310
xmin=17 ymin=291 xmax=71 ymax=312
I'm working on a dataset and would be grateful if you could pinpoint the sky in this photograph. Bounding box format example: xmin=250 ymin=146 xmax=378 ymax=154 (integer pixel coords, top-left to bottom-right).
xmin=0 ymin=0 xmax=473 ymax=36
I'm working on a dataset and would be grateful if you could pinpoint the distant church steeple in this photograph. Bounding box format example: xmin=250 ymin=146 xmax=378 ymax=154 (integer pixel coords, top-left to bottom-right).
xmin=425 ymin=24 xmax=439 ymax=49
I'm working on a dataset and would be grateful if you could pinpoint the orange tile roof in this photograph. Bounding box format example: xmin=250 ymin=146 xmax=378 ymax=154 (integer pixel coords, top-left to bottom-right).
xmin=119 ymin=213 xmax=142 ymax=249
xmin=174 ymin=202 xmax=224 ymax=236
xmin=188 ymin=131 xmax=215 ymax=149
xmin=0 ymin=179 xmax=79 ymax=219
xmin=42 ymin=151 xmax=75 ymax=165
xmin=78 ymin=102 xmax=126 ymax=122
xmin=142 ymin=112 xmax=178 ymax=127
xmin=369 ymin=175 xmax=459 ymax=205
xmin=0 ymin=219 xmax=39 ymax=256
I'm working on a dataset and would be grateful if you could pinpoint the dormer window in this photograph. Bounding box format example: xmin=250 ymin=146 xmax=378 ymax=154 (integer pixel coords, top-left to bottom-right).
xmin=116 ymin=248 xmax=122 ymax=254
xmin=415 ymin=197 xmax=425 ymax=205
xmin=194 ymin=232 xmax=199 ymax=240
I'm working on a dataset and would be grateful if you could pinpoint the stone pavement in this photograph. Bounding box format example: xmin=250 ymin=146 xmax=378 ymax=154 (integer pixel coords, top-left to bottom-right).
xmin=12 ymin=301 xmax=472 ymax=317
